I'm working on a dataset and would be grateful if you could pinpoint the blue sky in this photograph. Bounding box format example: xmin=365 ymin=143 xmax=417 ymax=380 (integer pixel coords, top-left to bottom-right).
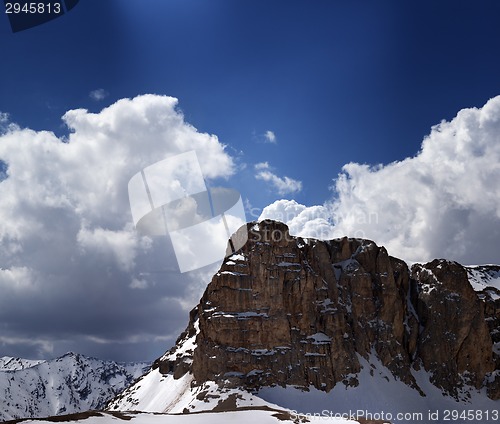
xmin=1 ymin=1 xmax=500 ymax=362
xmin=2 ymin=0 xmax=500 ymax=209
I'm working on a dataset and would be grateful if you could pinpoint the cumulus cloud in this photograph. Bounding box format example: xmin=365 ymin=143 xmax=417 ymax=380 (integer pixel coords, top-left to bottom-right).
xmin=264 ymin=130 xmax=277 ymax=143
xmin=254 ymin=162 xmax=302 ymax=195
xmin=259 ymin=199 xmax=336 ymax=240
xmin=0 ymin=94 xmax=232 ymax=361
xmin=89 ymin=88 xmax=109 ymax=101
xmin=253 ymin=129 xmax=277 ymax=144
xmin=0 ymin=112 xmax=15 ymax=137
xmin=261 ymin=96 xmax=500 ymax=265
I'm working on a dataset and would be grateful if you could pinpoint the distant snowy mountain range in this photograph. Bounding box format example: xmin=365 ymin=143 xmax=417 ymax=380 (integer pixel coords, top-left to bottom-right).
xmin=0 ymin=352 xmax=149 ymax=422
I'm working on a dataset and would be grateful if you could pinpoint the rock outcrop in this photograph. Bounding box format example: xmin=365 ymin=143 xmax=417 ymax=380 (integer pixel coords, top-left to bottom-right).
xmin=465 ymin=265 xmax=500 ymax=399
xmin=152 ymin=221 xmax=499 ymax=400
xmin=412 ymin=260 xmax=495 ymax=397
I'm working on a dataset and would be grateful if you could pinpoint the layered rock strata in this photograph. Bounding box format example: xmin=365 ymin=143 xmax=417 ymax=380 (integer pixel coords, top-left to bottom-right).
xmin=157 ymin=221 xmax=499 ymax=399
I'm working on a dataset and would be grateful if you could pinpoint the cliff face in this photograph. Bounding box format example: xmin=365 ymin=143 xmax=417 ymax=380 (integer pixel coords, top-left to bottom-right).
xmin=157 ymin=221 xmax=499 ymax=400
xmin=412 ymin=261 xmax=495 ymax=397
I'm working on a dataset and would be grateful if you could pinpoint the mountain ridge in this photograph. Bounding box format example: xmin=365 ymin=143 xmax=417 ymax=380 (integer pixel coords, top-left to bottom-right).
xmin=0 ymin=357 xmax=46 ymax=372
xmin=0 ymin=352 xmax=150 ymax=422
xmin=3 ymin=220 xmax=499 ymax=423
xmin=109 ymin=220 xmax=499 ymax=423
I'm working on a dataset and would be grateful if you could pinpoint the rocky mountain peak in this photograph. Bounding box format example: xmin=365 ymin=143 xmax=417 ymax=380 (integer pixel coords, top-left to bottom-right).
xmin=155 ymin=220 xmax=498 ymax=400
xmin=411 ymin=259 xmax=495 ymax=395
xmin=110 ymin=220 xmax=499 ymax=419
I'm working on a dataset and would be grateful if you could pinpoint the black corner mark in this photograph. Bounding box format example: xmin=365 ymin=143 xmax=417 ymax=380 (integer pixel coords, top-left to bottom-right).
xmin=63 ymin=0 xmax=78 ymax=11
xmin=4 ymin=0 xmax=80 ymax=33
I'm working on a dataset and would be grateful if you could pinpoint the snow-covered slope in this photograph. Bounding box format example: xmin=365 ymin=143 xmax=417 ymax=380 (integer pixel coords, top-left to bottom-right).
xmin=11 ymin=233 xmax=500 ymax=423
xmin=466 ymin=265 xmax=500 ymax=299
xmin=10 ymin=409 xmax=357 ymax=424
xmin=0 ymin=357 xmax=45 ymax=371
xmin=110 ymin=322 xmax=498 ymax=424
xmin=109 ymin=369 xmax=285 ymax=414
xmin=258 ymin=354 xmax=499 ymax=424
xmin=108 ymin=249 xmax=500 ymax=424
xmin=108 ymin=319 xmax=206 ymax=413
xmin=108 ymin=317 xmax=287 ymax=415
xmin=0 ymin=352 xmax=150 ymax=422
xmin=109 ymin=359 xmax=499 ymax=424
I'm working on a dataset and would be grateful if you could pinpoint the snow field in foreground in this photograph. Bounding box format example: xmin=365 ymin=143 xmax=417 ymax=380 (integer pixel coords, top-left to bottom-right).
xmin=19 ymin=410 xmax=357 ymax=424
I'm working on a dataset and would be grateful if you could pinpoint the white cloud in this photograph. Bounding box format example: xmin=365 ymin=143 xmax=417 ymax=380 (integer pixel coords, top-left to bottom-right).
xmin=89 ymin=88 xmax=109 ymax=101
xmin=0 ymin=335 xmax=54 ymax=356
xmin=259 ymin=199 xmax=307 ymax=223
xmin=0 ymin=267 xmax=36 ymax=292
xmin=264 ymin=130 xmax=277 ymax=143
xmin=255 ymin=161 xmax=270 ymax=171
xmin=253 ymin=130 xmax=277 ymax=144
xmin=260 ymin=96 xmax=500 ymax=265
xmin=0 ymin=94 xmax=235 ymax=361
xmin=259 ymin=199 xmax=336 ymax=240
xmin=254 ymin=162 xmax=302 ymax=195
xmin=129 ymin=278 xmax=150 ymax=290
xmin=76 ymin=225 xmax=143 ymax=273
xmin=0 ymin=112 xmax=16 ymax=136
